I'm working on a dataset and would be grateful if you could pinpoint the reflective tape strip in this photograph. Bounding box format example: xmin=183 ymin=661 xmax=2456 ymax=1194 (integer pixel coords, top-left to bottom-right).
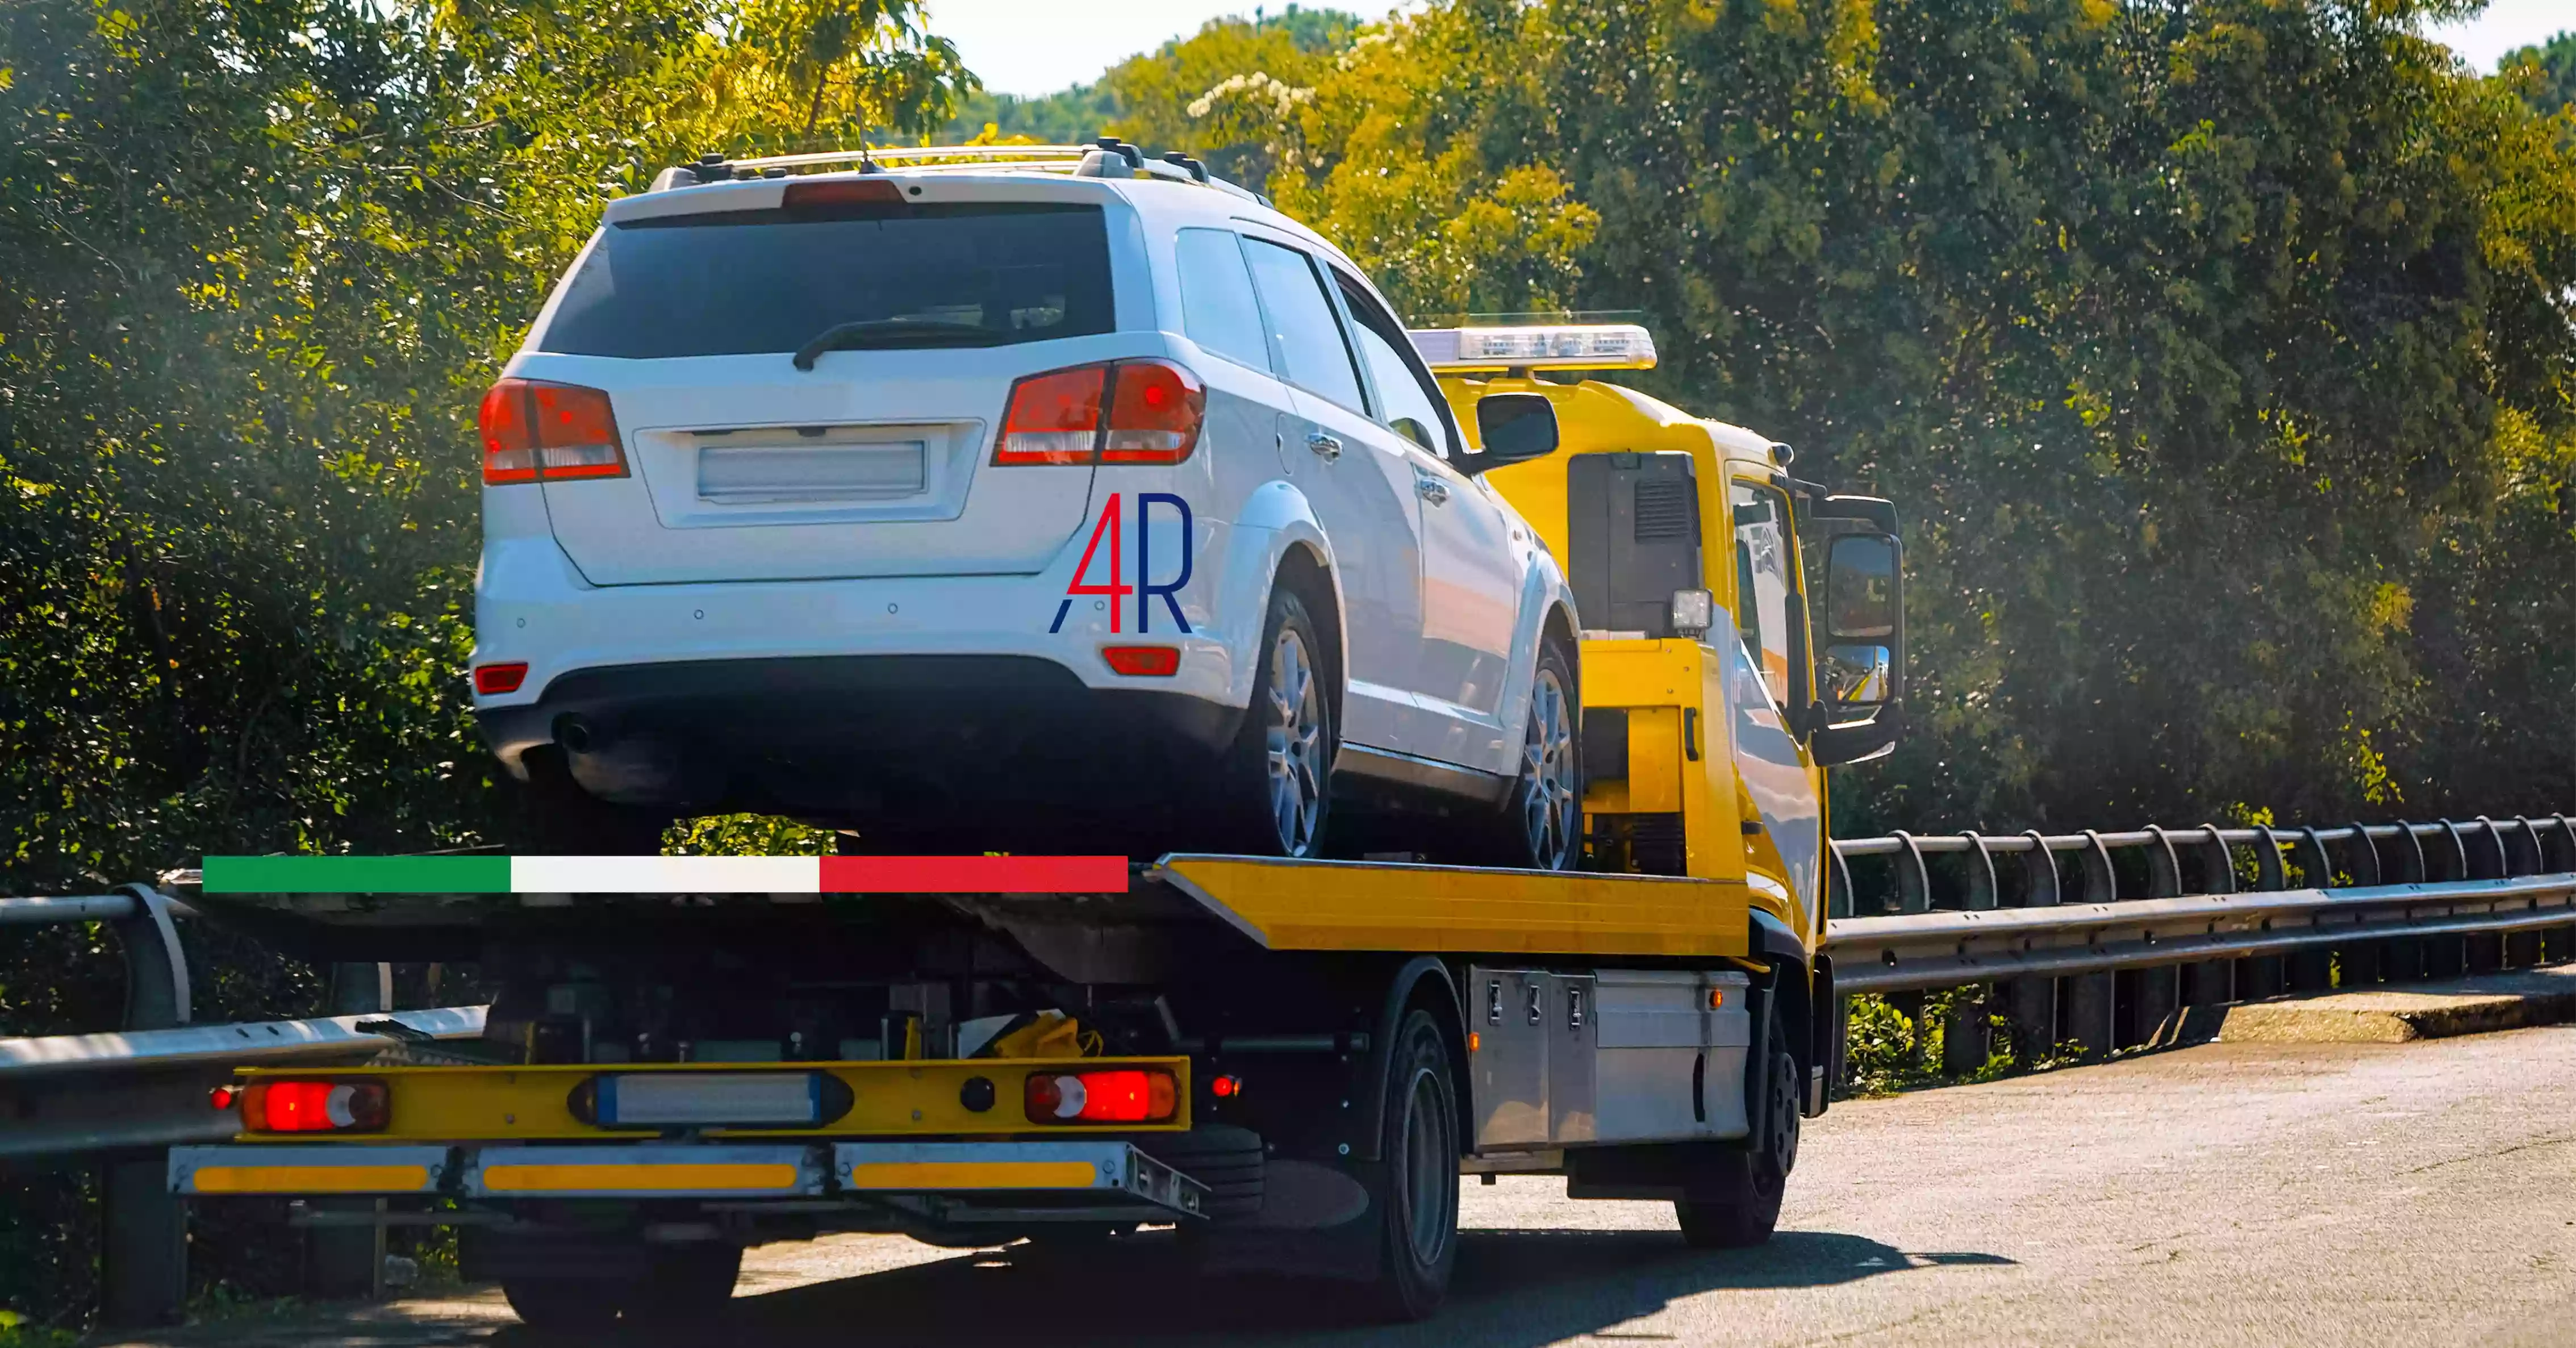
xmin=199 ymin=855 xmax=1126 ymax=894
xmin=189 ymin=1165 xmax=433 ymax=1193
xmin=842 ymin=1161 xmax=1104 ymax=1190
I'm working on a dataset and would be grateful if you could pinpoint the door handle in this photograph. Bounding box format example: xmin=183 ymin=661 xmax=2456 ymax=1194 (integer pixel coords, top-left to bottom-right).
xmin=1305 ymin=432 xmax=1343 ymax=461
xmin=1415 ymin=476 xmax=1451 ymax=505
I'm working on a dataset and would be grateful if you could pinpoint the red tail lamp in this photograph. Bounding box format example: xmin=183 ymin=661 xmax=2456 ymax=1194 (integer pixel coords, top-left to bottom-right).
xmin=1024 ymin=1068 xmax=1179 ymax=1124
xmin=241 ymin=1079 xmax=389 ymax=1133
xmin=473 ymin=662 xmax=529 ymax=695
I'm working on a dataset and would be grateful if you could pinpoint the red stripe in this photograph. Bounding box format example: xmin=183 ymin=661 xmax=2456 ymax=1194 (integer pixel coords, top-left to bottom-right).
xmin=819 ymin=855 xmax=1131 ymax=894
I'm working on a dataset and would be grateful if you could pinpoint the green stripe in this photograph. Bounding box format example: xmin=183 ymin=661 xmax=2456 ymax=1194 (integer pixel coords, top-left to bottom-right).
xmin=201 ymin=855 xmax=514 ymax=894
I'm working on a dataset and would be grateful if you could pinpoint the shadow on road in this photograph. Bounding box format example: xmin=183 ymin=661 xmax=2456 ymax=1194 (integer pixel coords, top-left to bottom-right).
xmin=498 ymin=1229 xmax=2012 ymax=1348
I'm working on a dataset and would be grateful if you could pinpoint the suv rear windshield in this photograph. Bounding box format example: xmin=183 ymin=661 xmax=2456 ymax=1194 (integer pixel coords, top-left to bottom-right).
xmin=533 ymin=202 xmax=1114 ymax=359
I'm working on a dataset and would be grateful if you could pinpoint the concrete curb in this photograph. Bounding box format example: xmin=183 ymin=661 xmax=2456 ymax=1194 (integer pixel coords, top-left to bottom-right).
xmin=2209 ymin=966 xmax=2576 ymax=1044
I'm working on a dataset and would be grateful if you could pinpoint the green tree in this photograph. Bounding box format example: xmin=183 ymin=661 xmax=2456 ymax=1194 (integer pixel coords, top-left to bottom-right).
xmin=2503 ymin=30 xmax=2576 ymax=115
xmin=0 ymin=0 xmax=965 ymax=1324
xmin=1254 ymin=0 xmax=2576 ymax=829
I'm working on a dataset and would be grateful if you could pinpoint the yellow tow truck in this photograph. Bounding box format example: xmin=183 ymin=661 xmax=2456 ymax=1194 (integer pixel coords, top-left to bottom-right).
xmin=171 ymin=322 xmax=1906 ymax=1328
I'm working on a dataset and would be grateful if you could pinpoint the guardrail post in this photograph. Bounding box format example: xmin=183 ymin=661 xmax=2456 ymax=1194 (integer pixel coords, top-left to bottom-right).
xmin=2124 ymin=828 xmax=2184 ymax=1045
xmin=2463 ymin=819 xmax=2511 ymax=973
xmin=2339 ymin=825 xmax=2387 ymax=985
xmin=2177 ymin=825 xmax=2237 ymax=1014
xmin=2064 ymin=833 xmax=2119 ymax=1059
xmin=2285 ymin=828 xmax=2337 ymax=992
xmin=2504 ymin=817 xmax=2545 ymax=967
xmin=99 ymin=886 xmax=192 ymax=1330
xmin=2235 ymin=829 xmax=2290 ymax=1000
xmin=2006 ymin=833 xmax=2059 ymax=1064
xmin=307 ymin=963 xmax=394 ymax=1300
xmin=1939 ymin=836 xmax=1999 ymax=1076
xmin=2422 ymin=822 xmax=2472 ymax=978
xmin=2547 ymin=817 xmax=2576 ymax=963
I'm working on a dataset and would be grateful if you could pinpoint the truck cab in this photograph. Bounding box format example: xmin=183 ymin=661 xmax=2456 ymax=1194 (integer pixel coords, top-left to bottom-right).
xmin=1421 ymin=323 xmax=1906 ymax=1096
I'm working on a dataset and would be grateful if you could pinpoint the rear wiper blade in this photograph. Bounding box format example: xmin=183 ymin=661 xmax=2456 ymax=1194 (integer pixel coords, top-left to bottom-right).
xmin=792 ymin=319 xmax=1006 ymax=370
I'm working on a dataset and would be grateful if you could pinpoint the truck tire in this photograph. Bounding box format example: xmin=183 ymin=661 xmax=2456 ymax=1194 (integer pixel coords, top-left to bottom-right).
xmin=1212 ymin=587 xmax=1334 ymax=858
xmin=1468 ymin=632 xmax=1581 ymax=870
xmin=1137 ymin=1123 xmax=1266 ymax=1222
xmin=501 ymin=1277 xmax=623 ymax=1333
xmin=1675 ymin=1012 xmax=1799 ymax=1248
xmin=628 ymin=1243 xmax=741 ymax=1322
xmin=1354 ymin=1008 xmax=1460 ymax=1321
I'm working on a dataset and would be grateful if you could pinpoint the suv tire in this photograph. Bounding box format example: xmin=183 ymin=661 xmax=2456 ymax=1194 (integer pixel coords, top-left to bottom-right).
xmin=1469 ymin=630 xmax=1581 ymax=870
xmin=1212 ymin=586 xmax=1335 ymax=858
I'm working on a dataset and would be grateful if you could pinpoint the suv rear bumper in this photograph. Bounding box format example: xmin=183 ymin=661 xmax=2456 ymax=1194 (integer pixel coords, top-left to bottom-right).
xmin=478 ymin=654 xmax=1239 ymax=824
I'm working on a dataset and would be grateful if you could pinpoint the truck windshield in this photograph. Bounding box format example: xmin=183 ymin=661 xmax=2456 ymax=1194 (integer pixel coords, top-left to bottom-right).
xmin=532 ymin=202 xmax=1114 ymax=360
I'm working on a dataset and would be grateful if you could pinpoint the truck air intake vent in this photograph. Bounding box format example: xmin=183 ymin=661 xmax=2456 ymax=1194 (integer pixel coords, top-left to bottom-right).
xmin=1633 ymin=479 xmax=1696 ymax=541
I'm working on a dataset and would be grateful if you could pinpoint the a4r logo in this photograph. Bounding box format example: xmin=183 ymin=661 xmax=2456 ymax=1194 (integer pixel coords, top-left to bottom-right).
xmin=1050 ymin=492 xmax=1194 ymax=634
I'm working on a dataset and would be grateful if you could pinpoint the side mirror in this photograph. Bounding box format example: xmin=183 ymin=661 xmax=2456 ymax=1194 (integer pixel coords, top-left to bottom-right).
xmin=1465 ymin=393 xmax=1558 ymax=473
xmin=1807 ymin=528 xmax=1905 ymax=767
xmin=1824 ymin=533 xmax=1899 ymax=642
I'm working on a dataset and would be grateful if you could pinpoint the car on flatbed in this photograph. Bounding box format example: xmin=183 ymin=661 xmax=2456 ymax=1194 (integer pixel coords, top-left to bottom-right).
xmin=467 ymin=141 xmax=1584 ymax=865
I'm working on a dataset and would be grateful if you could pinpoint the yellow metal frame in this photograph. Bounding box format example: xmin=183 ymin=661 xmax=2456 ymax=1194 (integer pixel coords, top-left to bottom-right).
xmin=224 ymin=1058 xmax=1191 ymax=1143
xmin=1154 ymin=855 xmax=1750 ymax=959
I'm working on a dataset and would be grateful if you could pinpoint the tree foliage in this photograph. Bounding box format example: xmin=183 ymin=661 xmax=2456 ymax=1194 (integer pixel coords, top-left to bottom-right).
xmin=1144 ymin=0 xmax=2576 ymax=830
xmin=0 ymin=0 xmax=964 ymax=1323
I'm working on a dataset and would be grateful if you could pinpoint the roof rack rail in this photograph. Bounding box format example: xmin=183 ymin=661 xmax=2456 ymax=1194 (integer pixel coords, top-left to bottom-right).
xmin=649 ymin=137 xmax=1269 ymax=206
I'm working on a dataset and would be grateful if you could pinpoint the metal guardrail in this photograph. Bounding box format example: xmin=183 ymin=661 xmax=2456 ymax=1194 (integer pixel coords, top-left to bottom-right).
xmin=1823 ymin=813 xmax=2576 ymax=1074
xmin=1828 ymin=815 xmax=2576 ymax=916
xmin=0 ymin=1006 xmax=489 ymax=1158
xmin=0 ymin=886 xmax=464 ymax=1324
xmin=1825 ymin=874 xmax=2576 ymax=995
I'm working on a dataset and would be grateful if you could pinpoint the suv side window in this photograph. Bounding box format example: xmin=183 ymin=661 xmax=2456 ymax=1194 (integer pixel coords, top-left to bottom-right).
xmin=1241 ymin=238 xmax=1367 ymax=413
xmin=1172 ymin=228 xmax=1271 ymax=372
xmin=1331 ymin=270 xmax=1460 ymax=457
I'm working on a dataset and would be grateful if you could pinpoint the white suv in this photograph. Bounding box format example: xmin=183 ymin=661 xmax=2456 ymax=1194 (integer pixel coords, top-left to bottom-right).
xmin=470 ymin=141 xmax=1583 ymax=865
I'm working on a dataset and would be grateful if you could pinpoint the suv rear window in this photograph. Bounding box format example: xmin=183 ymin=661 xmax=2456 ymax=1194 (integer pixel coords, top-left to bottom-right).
xmin=533 ymin=202 xmax=1114 ymax=359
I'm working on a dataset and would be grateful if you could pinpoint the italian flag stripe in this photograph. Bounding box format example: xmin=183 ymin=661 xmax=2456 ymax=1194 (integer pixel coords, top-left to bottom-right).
xmin=200 ymin=855 xmax=1129 ymax=895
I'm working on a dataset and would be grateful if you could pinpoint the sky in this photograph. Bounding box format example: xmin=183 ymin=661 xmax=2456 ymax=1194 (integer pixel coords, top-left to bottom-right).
xmin=926 ymin=0 xmax=2573 ymax=99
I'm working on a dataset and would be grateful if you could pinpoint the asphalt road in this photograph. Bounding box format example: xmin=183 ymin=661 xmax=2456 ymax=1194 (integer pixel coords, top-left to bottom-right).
xmin=115 ymin=1026 xmax=2576 ymax=1347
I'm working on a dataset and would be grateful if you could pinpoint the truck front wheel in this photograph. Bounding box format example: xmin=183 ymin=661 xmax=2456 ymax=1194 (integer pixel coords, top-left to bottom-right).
xmin=1675 ymin=1013 xmax=1800 ymax=1248
xmin=1356 ymin=1008 xmax=1461 ymax=1320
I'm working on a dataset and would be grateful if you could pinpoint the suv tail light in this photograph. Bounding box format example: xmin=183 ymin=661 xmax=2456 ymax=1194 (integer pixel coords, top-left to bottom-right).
xmin=1024 ymin=1067 xmax=1179 ymax=1124
xmin=994 ymin=360 xmax=1202 ymax=466
xmin=478 ymin=378 xmax=628 ymax=485
xmin=241 ymin=1079 xmax=390 ymax=1133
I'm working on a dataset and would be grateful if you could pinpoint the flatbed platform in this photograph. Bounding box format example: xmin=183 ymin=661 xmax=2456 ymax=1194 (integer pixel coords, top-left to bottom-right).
xmin=179 ymin=853 xmax=1755 ymax=961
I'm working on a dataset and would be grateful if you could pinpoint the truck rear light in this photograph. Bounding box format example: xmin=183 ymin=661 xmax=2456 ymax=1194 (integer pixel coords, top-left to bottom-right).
xmin=243 ymin=1079 xmax=389 ymax=1133
xmin=1100 ymin=645 xmax=1180 ymax=677
xmin=1101 ymin=360 xmax=1203 ymax=464
xmin=478 ymin=378 xmax=628 ymax=485
xmin=1024 ymin=1068 xmax=1179 ymax=1124
xmin=993 ymin=360 xmax=1202 ymax=466
xmin=473 ymin=662 xmax=528 ymax=695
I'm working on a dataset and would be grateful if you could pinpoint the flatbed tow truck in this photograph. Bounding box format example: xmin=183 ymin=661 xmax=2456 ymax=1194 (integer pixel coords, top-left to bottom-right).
xmin=168 ymin=321 xmax=1909 ymax=1328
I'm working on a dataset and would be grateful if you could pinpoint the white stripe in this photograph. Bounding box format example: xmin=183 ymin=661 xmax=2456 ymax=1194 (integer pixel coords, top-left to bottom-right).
xmin=507 ymin=856 xmax=823 ymax=893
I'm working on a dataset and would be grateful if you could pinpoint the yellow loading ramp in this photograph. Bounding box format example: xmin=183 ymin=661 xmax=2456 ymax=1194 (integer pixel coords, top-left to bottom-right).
xmin=1147 ymin=855 xmax=1753 ymax=959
